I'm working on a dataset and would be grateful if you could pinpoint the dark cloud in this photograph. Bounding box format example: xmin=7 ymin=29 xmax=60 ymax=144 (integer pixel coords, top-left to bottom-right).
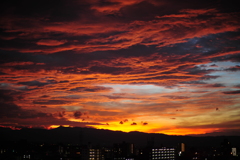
xmin=210 ymin=64 xmax=217 ymax=67
xmin=200 ymin=75 xmax=220 ymax=81
xmin=131 ymin=122 xmax=137 ymax=125
xmin=185 ymin=66 xmax=215 ymax=75
xmin=0 ymin=89 xmax=99 ymax=128
xmin=225 ymin=65 xmax=240 ymax=71
xmin=226 ymin=54 xmax=240 ymax=62
xmin=18 ymin=80 xmax=51 ymax=87
xmin=0 ymin=90 xmax=52 ymax=119
xmin=89 ymin=66 xmax=132 ymax=75
xmin=119 ymin=1 xmax=160 ymax=21
xmin=69 ymin=86 xmax=112 ymax=92
xmin=142 ymin=122 xmax=148 ymax=125
xmin=206 ymin=83 xmax=225 ymax=88
xmin=234 ymin=84 xmax=240 ymax=88
xmin=0 ymin=116 xmax=100 ymax=129
xmin=0 ymin=88 xmax=25 ymax=100
xmin=33 ymin=100 xmax=70 ymax=105
xmin=222 ymin=90 xmax=240 ymax=94
xmin=73 ymin=111 xmax=82 ymax=119
xmin=130 ymin=75 xmax=193 ymax=82
xmin=59 ymin=111 xmax=66 ymax=118
xmin=211 ymin=52 xmax=240 ymax=63
xmin=59 ymin=80 xmax=69 ymax=83
xmin=40 ymin=95 xmax=50 ymax=98
xmin=0 ymin=71 xmax=7 ymax=75
xmin=119 ymin=119 xmax=128 ymax=125
xmin=119 ymin=0 xmax=222 ymax=21
xmin=104 ymin=95 xmax=124 ymax=100
xmin=0 ymin=0 xmax=92 ymax=22
xmin=180 ymin=80 xmax=207 ymax=84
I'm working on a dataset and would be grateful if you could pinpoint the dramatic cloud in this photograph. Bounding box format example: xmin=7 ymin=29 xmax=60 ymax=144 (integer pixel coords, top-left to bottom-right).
xmin=37 ymin=39 xmax=67 ymax=46
xmin=73 ymin=111 xmax=82 ymax=119
xmin=223 ymin=90 xmax=240 ymax=94
xmin=0 ymin=0 xmax=240 ymax=136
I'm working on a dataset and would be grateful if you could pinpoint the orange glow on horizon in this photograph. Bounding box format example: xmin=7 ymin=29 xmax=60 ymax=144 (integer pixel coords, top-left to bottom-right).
xmin=90 ymin=125 xmax=220 ymax=135
xmin=156 ymin=128 xmax=220 ymax=135
xmin=48 ymin=125 xmax=71 ymax=129
xmin=87 ymin=121 xmax=220 ymax=135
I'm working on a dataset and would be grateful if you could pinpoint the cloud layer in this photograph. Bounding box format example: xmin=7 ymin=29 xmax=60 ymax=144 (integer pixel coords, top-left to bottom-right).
xmin=0 ymin=0 xmax=240 ymax=135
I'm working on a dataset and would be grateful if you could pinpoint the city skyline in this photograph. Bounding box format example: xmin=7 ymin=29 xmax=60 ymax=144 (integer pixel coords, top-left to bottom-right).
xmin=0 ymin=0 xmax=240 ymax=136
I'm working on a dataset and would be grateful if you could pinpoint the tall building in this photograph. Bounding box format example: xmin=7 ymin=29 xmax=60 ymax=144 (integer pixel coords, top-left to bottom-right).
xmin=232 ymin=147 xmax=237 ymax=156
xmin=113 ymin=141 xmax=134 ymax=159
xmin=82 ymin=148 xmax=104 ymax=160
xmin=177 ymin=143 xmax=185 ymax=157
xmin=180 ymin=143 xmax=185 ymax=152
xmin=150 ymin=147 xmax=175 ymax=160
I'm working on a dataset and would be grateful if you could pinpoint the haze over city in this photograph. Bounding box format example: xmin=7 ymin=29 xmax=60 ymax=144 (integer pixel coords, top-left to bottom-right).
xmin=0 ymin=0 xmax=240 ymax=136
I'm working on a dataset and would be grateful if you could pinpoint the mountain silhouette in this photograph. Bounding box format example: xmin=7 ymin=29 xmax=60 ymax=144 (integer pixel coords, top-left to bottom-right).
xmin=1 ymin=127 xmax=240 ymax=148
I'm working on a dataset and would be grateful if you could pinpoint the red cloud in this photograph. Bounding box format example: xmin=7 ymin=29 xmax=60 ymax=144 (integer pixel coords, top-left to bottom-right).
xmin=37 ymin=39 xmax=67 ymax=46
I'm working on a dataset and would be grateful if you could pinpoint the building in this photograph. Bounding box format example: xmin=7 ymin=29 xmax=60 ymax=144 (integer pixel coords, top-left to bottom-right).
xmin=232 ymin=147 xmax=237 ymax=156
xmin=113 ymin=142 xmax=135 ymax=160
xmin=150 ymin=147 xmax=175 ymax=160
xmin=180 ymin=143 xmax=185 ymax=152
xmin=177 ymin=143 xmax=185 ymax=158
xmin=82 ymin=148 xmax=104 ymax=160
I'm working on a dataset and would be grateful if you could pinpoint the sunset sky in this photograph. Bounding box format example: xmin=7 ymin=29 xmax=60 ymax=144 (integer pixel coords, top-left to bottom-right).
xmin=0 ymin=0 xmax=240 ymax=136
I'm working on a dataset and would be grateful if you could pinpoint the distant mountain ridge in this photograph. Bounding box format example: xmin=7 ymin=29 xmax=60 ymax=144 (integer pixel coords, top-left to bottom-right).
xmin=1 ymin=127 xmax=240 ymax=148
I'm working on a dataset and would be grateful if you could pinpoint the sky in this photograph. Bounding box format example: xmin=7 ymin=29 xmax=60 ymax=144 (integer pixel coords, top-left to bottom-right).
xmin=0 ymin=0 xmax=240 ymax=136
